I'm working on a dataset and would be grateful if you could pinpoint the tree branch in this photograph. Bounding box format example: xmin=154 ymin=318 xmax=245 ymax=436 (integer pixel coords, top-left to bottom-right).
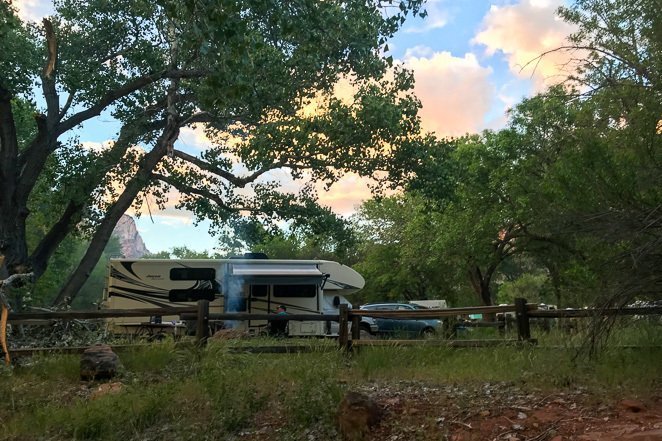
xmin=52 ymin=113 xmax=181 ymax=306
xmin=58 ymin=90 xmax=75 ymax=121
xmin=41 ymin=18 xmax=57 ymax=80
xmin=172 ymin=149 xmax=283 ymax=187
xmin=28 ymin=114 xmax=168 ymax=278
xmin=0 ymin=272 xmax=34 ymax=309
xmin=152 ymin=173 xmax=248 ymax=213
xmin=41 ymin=18 xmax=59 ymax=129
xmin=57 ymin=68 xmax=206 ymax=136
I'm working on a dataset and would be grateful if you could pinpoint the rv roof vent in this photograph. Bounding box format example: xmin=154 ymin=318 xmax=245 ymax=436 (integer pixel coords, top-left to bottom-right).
xmin=230 ymin=252 xmax=269 ymax=259
xmin=243 ymin=252 xmax=269 ymax=259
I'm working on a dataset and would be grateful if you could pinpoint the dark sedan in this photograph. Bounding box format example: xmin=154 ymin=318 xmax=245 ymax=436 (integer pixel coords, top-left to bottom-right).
xmin=360 ymin=303 xmax=442 ymax=338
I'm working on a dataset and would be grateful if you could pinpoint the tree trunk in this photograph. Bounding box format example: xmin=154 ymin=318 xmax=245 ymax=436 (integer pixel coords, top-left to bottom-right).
xmin=0 ymin=88 xmax=29 ymax=278
xmin=52 ymin=122 xmax=180 ymax=305
xmin=468 ymin=265 xmax=493 ymax=306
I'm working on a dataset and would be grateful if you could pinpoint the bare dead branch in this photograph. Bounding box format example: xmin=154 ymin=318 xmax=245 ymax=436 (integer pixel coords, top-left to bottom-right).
xmin=0 ymin=272 xmax=34 ymax=309
xmin=41 ymin=18 xmax=57 ymax=80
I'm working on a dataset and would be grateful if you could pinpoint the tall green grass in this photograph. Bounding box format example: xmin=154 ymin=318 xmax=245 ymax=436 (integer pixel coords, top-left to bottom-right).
xmin=2 ymin=323 xmax=660 ymax=440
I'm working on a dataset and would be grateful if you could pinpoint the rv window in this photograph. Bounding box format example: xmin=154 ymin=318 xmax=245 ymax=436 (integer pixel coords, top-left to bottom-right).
xmin=170 ymin=268 xmax=216 ymax=281
xmin=273 ymin=284 xmax=316 ymax=298
xmin=251 ymin=285 xmax=268 ymax=297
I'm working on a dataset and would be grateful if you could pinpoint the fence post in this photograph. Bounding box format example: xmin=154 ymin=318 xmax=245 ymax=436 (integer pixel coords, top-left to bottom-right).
xmin=443 ymin=315 xmax=457 ymax=339
xmin=351 ymin=303 xmax=360 ymax=341
xmin=515 ymin=298 xmax=531 ymax=341
xmin=196 ymin=300 xmax=209 ymax=346
xmin=338 ymin=304 xmax=349 ymax=351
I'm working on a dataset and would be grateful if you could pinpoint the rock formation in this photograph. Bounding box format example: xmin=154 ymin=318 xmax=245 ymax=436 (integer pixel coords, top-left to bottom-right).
xmin=112 ymin=214 xmax=150 ymax=258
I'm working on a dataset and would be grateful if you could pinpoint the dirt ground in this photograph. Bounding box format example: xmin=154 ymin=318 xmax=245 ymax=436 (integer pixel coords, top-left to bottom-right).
xmin=238 ymin=380 xmax=662 ymax=441
xmin=365 ymin=381 xmax=662 ymax=441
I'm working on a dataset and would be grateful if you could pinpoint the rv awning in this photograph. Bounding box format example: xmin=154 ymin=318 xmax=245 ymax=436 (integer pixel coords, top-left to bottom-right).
xmin=229 ymin=263 xmax=325 ymax=285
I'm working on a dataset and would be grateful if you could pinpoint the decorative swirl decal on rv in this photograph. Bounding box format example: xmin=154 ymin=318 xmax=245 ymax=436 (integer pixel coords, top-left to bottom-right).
xmin=109 ymin=290 xmax=175 ymax=308
xmin=324 ymin=279 xmax=359 ymax=290
xmin=110 ymin=267 xmax=168 ymax=291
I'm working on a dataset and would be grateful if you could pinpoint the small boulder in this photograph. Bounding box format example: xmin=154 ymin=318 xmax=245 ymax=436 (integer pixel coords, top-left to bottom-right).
xmin=80 ymin=344 xmax=121 ymax=381
xmin=620 ymin=399 xmax=646 ymax=413
xmin=337 ymin=391 xmax=382 ymax=441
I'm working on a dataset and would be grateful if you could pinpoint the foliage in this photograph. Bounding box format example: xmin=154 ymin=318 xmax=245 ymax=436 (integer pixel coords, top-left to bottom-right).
xmin=496 ymin=272 xmax=549 ymax=305
xmin=0 ymin=0 xmax=426 ymax=305
xmin=217 ymin=202 xmax=359 ymax=262
xmin=351 ymin=194 xmax=461 ymax=304
xmin=145 ymin=246 xmax=216 ymax=260
xmin=368 ymin=0 xmax=662 ymax=309
xmin=3 ymin=330 xmax=662 ymax=439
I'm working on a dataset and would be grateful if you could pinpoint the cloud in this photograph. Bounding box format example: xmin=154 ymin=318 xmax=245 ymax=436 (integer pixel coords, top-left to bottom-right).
xmin=473 ymin=0 xmax=578 ymax=89
xmin=81 ymin=140 xmax=114 ymax=152
xmin=178 ymin=126 xmax=215 ymax=151
xmin=404 ymin=50 xmax=495 ymax=137
xmin=316 ymin=173 xmax=378 ymax=216
xmin=14 ymin=0 xmax=53 ymax=21
xmin=405 ymin=0 xmax=450 ymax=33
xmin=252 ymin=169 xmax=375 ymax=216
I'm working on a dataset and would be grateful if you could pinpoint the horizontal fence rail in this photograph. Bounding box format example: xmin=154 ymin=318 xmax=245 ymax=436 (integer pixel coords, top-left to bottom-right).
xmin=528 ymin=306 xmax=662 ymax=318
xmin=179 ymin=313 xmax=340 ymax=321
xmin=352 ymin=304 xmax=538 ymax=319
xmin=7 ymin=307 xmax=198 ymax=321
xmin=3 ymin=299 xmax=661 ymax=363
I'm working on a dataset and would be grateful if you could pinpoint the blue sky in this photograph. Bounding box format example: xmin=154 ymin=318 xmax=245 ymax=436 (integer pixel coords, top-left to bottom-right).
xmin=17 ymin=0 xmax=575 ymax=254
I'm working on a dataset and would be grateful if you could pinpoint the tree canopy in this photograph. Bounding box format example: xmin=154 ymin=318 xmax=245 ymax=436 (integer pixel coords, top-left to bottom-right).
xmin=0 ymin=0 xmax=425 ymax=305
xmin=349 ymin=0 xmax=661 ymax=308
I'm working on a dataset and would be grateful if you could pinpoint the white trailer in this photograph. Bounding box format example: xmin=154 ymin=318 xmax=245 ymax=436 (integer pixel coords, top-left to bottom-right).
xmin=409 ymin=299 xmax=448 ymax=309
xmin=102 ymin=257 xmax=364 ymax=337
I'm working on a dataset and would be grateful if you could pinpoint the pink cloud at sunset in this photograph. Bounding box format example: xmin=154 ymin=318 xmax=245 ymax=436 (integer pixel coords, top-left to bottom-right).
xmin=13 ymin=0 xmax=52 ymax=21
xmin=315 ymin=173 xmax=380 ymax=216
xmin=473 ymin=0 xmax=578 ymax=90
xmin=404 ymin=49 xmax=495 ymax=137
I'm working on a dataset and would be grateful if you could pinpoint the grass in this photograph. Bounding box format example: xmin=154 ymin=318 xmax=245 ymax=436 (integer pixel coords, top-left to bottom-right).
xmin=1 ymin=322 xmax=660 ymax=440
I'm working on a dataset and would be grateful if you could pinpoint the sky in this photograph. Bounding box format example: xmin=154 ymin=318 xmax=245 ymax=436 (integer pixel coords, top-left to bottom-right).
xmin=15 ymin=0 xmax=576 ymax=255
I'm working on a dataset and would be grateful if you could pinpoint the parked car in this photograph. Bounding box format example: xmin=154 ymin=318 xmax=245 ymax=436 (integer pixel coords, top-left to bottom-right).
xmin=355 ymin=315 xmax=379 ymax=336
xmin=328 ymin=303 xmax=379 ymax=336
xmin=359 ymin=303 xmax=442 ymax=338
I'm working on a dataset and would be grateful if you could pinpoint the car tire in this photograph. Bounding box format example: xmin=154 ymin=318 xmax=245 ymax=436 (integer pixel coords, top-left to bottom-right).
xmin=421 ymin=327 xmax=436 ymax=339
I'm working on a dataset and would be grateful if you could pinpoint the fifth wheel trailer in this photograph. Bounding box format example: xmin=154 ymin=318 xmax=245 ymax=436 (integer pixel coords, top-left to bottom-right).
xmin=102 ymin=257 xmax=365 ymax=337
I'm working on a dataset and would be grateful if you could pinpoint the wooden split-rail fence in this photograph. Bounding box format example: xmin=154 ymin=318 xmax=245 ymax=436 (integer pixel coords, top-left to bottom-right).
xmin=4 ymin=299 xmax=662 ymax=362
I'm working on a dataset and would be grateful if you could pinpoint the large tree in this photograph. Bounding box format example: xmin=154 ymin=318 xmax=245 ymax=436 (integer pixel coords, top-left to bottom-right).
xmin=0 ymin=0 xmax=425 ymax=304
xmin=401 ymin=0 xmax=662 ymax=308
xmin=351 ymin=193 xmax=457 ymax=304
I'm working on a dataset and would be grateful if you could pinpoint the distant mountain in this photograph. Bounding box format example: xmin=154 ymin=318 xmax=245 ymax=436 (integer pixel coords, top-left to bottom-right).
xmin=112 ymin=215 xmax=150 ymax=258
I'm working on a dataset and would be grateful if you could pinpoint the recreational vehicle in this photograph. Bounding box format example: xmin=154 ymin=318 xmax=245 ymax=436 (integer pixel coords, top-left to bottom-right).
xmin=102 ymin=256 xmax=365 ymax=337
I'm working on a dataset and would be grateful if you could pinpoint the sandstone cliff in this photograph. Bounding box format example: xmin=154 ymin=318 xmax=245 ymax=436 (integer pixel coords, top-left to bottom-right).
xmin=112 ymin=215 xmax=150 ymax=258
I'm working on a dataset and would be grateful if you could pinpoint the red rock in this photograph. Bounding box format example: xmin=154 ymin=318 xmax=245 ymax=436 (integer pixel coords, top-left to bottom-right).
xmin=337 ymin=391 xmax=382 ymax=441
xmin=620 ymin=399 xmax=646 ymax=413
xmin=80 ymin=344 xmax=121 ymax=381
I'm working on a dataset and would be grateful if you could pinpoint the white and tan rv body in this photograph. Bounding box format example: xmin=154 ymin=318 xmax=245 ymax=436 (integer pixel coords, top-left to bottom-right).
xmin=103 ymin=258 xmax=364 ymax=336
